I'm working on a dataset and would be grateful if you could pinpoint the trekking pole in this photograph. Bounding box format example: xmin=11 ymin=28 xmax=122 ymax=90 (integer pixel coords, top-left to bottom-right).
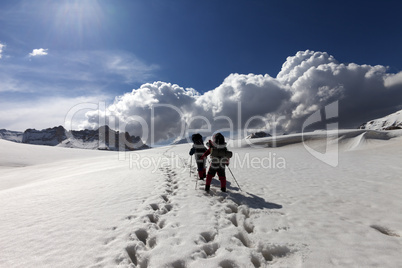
xmin=189 ymin=155 xmax=192 ymax=177
xmin=190 ymin=155 xmax=199 ymax=190
xmin=227 ymin=166 xmax=242 ymax=191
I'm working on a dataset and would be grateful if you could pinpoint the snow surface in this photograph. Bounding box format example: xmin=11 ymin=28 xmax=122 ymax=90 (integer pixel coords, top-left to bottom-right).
xmin=1 ymin=129 xmax=402 ymax=267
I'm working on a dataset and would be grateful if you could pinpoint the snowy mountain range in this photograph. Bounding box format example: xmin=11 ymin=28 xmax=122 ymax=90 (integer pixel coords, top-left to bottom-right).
xmin=0 ymin=125 xmax=149 ymax=151
xmin=0 ymin=129 xmax=23 ymax=143
xmin=359 ymin=108 xmax=402 ymax=130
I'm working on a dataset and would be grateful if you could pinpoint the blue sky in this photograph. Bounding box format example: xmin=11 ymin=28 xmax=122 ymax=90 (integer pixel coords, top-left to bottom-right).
xmin=1 ymin=0 xmax=402 ymax=133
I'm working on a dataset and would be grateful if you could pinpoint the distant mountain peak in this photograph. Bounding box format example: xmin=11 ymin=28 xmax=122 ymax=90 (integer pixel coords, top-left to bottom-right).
xmin=359 ymin=109 xmax=402 ymax=131
xmin=0 ymin=129 xmax=23 ymax=143
xmin=245 ymin=131 xmax=271 ymax=139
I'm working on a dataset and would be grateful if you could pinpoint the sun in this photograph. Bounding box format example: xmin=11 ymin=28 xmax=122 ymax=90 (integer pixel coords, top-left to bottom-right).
xmin=51 ymin=0 xmax=106 ymax=45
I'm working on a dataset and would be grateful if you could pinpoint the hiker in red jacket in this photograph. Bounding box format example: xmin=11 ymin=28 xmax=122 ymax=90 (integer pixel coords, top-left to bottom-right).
xmin=200 ymin=133 xmax=232 ymax=192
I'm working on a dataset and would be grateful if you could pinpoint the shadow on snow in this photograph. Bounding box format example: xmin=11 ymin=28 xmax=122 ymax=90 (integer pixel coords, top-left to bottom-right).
xmin=210 ymin=180 xmax=283 ymax=210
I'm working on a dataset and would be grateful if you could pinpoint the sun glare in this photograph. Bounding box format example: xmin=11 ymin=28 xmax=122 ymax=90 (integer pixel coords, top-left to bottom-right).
xmin=52 ymin=0 xmax=105 ymax=44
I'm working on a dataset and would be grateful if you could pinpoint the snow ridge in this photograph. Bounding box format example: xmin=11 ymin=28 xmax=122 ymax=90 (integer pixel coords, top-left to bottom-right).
xmin=0 ymin=129 xmax=23 ymax=143
xmin=359 ymin=109 xmax=402 ymax=130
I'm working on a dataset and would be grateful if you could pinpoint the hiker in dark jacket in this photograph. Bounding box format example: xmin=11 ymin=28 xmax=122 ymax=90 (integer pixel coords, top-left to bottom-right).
xmin=200 ymin=133 xmax=232 ymax=192
xmin=189 ymin=133 xmax=207 ymax=180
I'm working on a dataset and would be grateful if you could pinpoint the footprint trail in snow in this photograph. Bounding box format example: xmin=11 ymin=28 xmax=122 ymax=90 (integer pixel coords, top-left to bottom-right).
xmin=116 ymin=149 xmax=305 ymax=267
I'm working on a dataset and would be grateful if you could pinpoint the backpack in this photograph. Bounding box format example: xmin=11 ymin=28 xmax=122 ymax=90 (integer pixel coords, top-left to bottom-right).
xmin=210 ymin=133 xmax=232 ymax=158
xmin=210 ymin=147 xmax=233 ymax=159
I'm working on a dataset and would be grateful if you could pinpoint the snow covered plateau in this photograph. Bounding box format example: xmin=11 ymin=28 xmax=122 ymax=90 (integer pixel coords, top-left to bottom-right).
xmin=1 ymin=129 xmax=402 ymax=267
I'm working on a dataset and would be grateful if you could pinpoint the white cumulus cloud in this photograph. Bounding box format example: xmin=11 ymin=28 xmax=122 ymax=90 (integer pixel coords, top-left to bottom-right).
xmin=0 ymin=42 xmax=5 ymax=59
xmin=81 ymin=50 xmax=402 ymax=145
xmin=384 ymin=71 xmax=402 ymax=88
xmin=29 ymin=48 xmax=48 ymax=57
xmin=84 ymin=82 xmax=199 ymax=142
